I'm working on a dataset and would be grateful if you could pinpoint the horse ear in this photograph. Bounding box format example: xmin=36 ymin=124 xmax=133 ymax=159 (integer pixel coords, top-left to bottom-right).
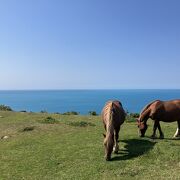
xmin=103 ymin=133 xmax=106 ymax=138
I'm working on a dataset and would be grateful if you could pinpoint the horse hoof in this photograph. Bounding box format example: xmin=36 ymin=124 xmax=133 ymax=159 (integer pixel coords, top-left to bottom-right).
xmin=159 ymin=135 xmax=164 ymax=139
xmin=172 ymin=136 xmax=180 ymax=139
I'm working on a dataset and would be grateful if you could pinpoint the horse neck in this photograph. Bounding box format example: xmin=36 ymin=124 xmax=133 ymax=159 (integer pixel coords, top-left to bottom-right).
xmin=140 ymin=108 xmax=150 ymax=123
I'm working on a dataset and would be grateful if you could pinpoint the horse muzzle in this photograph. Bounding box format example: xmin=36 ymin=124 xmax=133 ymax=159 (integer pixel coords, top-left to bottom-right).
xmin=105 ymin=156 xmax=111 ymax=161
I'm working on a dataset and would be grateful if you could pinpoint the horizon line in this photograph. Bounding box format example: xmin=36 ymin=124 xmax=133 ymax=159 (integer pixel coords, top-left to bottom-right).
xmin=0 ymin=88 xmax=180 ymax=91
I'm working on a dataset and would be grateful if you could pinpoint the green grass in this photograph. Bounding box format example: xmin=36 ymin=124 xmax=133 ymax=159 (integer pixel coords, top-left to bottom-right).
xmin=0 ymin=111 xmax=179 ymax=180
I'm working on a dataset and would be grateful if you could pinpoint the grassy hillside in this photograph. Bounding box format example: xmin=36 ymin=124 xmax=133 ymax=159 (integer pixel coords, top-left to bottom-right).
xmin=0 ymin=111 xmax=179 ymax=180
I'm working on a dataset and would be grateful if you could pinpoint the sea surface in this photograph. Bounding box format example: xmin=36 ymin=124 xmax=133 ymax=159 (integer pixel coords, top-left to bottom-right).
xmin=0 ymin=90 xmax=180 ymax=114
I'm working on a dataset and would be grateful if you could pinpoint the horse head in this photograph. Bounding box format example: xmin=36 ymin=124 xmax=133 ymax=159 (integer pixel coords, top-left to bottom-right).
xmin=136 ymin=118 xmax=148 ymax=137
xmin=103 ymin=133 xmax=114 ymax=161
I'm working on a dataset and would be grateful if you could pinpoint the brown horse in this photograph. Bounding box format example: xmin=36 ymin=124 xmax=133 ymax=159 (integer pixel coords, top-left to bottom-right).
xmin=102 ymin=100 xmax=126 ymax=161
xmin=137 ymin=99 xmax=180 ymax=139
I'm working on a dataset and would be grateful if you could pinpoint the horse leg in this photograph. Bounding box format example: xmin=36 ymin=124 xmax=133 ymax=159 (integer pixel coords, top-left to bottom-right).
xmin=113 ymin=127 xmax=120 ymax=154
xmin=151 ymin=120 xmax=158 ymax=138
xmin=157 ymin=122 xmax=164 ymax=139
xmin=173 ymin=120 xmax=180 ymax=138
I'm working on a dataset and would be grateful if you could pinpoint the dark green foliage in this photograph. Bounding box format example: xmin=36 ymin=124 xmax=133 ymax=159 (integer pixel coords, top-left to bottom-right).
xmin=129 ymin=113 xmax=140 ymax=118
xmin=20 ymin=110 xmax=27 ymax=113
xmin=67 ymin=121 xmax=95 ymax=127
xmin=22 ymin=126 xmax=35 ymax=131
xmin=0 ymin=105 xmax=12 ymax=111
xmin=62 ymin=111 xmax=79 ymax=115
xmin=43 ymin=116 xmax=59 ymax=124
xmin=88 ymin=111 xmax=98 ymax=116
xmin=126 ymin=112 xmax=139 ymax=122
xmin=40 ymin=110 xmax=48 ymax=113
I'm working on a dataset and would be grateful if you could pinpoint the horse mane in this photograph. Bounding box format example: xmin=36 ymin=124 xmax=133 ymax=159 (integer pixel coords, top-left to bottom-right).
xmin=138 ymin=100 xmax=160 ymax=123
xmin=140 ymin=100 xmax=160 ymax=114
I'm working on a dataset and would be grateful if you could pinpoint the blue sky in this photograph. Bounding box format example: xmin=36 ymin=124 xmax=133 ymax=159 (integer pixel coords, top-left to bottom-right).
xmin=0 ymin=0 xmax=180 ymax=89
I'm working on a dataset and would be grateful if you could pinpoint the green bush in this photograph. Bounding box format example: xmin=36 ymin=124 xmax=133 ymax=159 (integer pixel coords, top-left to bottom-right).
xmin=126 ymin=112 xmax=139 ymax=122
xmin=0 ymin=105 xmax=13 ymax=111
xmin=129 ymin=113 xmax=140 ymax=118
xmin=67 ymin=121 xmax=95 ymax=127
xmin=62 ymin=111 xmax=79 ymax=115
xmin=22 ymin=126 xmax=35 ymax=132
xmin=88 ymin=111 xmax=98 ymax=116
xmin=40 ymin=110 xmax=48 ymax=113
xmin=43 ymin=116 xmax=59 ymax=124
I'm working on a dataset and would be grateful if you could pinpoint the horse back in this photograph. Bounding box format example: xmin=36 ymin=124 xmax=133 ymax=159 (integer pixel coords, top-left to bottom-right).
xmin=149 ymin=99 xmax=180 ymax=122
xmin=102 ymin=101 xmax=125 ymax=128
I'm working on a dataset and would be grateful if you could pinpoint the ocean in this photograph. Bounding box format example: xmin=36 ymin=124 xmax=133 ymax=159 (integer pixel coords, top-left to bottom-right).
xmin=0 ymin=90 xmax=180 ymax=114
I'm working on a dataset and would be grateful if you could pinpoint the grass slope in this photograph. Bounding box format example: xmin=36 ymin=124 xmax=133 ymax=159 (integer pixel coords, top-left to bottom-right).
xmin=0 ymin=111 xmax=179 ymax=180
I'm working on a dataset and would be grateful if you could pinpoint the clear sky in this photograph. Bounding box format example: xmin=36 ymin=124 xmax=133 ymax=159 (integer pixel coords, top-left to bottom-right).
xmin=0 ymin=0 xmax=180 ymax=89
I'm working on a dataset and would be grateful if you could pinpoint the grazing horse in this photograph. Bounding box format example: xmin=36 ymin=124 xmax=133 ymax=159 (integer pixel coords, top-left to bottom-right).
xmin=102 ymin=100 xmax=126 ymax=161
xmin=137 ymin=99 xmax=180 ymax=139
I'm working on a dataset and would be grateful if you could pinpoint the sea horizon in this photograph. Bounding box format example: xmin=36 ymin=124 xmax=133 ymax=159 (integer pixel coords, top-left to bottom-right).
xmin=0 ymin=88 xmax=180 ymax=91
xmin=0 ymin=89 xmax=180 ymax=114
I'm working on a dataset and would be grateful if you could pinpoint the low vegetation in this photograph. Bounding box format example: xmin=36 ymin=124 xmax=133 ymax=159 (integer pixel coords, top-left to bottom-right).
xmin=126 ymin=112 xmax=140 ymax=122
xmin=0 ymin=110 xmax=179 ymax=179
xmin=0 ymin=105 xmax=13 ymax=111
xmin=62 ymin=111 xmax=79 ymax=115
xmin=43 ymin=116 xmax=59 ymax=124
xmin=67 ymin=121 xmax=95 ymax=127
xmin=22 ymin=126 xmax=35 ymax=132
xmin=88 ymin=111 xmax=98 ymax=116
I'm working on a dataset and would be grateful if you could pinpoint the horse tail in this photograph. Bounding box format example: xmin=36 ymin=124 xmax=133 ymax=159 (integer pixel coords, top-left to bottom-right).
xmin=140 ymin=100 xmax=160 ymax=114
xmin=107 ymin=102 xmax=114 ymax=132
xmin=109 ymin=102 xmax=114 ymax=122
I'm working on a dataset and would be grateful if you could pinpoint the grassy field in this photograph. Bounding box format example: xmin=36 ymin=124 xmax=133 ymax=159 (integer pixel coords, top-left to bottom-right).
xmin=0 ymin=111 xmax=179 ymax=180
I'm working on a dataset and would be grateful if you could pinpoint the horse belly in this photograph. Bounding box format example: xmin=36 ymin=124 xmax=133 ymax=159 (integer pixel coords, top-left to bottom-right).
xmin=157 ymin=111 xmax=180 ymax=122
xmin=114 ymin=112 xmax=125 ymax=126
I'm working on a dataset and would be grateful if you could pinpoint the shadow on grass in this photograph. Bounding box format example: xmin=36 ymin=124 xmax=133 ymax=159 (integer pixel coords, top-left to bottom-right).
xmin=111 ymin=139 xmax=156 ymax=161
xmin=164 ymin=137 xmax=180 ymax=140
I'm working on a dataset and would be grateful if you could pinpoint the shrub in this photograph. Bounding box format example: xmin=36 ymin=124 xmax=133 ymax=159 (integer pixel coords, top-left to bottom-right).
xmin=126 ymin=115 xmax=135 ymax=122
xmin=20 ymin=110 xmax=27 ymax=113
xmin=40 ymin=110 xmax=48 ymax=113
xmin=67 ymin=121 xmax=95 ymax=127
xmin=129 ymin=113 xmax=140 ymax=118
xmin=62 ymin=111 xmax=79 ymax=115
xmin=22 ymin=126 xmax=35 ymax=131
xmin=126 ymin=112 xmax=140 ymax=122
xmin=88 ymin=111 xmax=98 ymax=116
xmin=43 ymin=116 xmax=59 ymax=124
xmin=0 ymin=105 xmax=13 ymax=111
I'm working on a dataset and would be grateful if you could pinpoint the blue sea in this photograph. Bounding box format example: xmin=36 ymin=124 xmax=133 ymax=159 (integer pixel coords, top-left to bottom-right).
xmin=0 ymin=90 xmax=180 ymax=114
